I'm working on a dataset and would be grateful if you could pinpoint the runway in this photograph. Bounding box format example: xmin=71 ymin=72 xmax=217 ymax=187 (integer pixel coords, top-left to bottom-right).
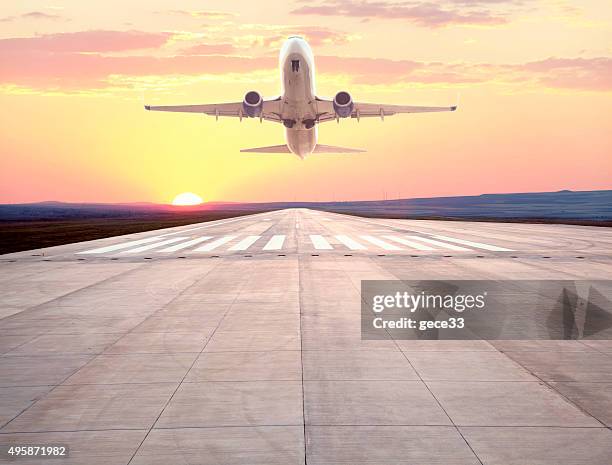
xmin=1 ymin=208 xmax=611 ymax=465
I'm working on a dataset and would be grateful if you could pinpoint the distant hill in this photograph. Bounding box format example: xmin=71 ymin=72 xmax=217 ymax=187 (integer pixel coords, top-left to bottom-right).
xmin=300 ymin=190 xmax=612 ymax=222
xmin=1 ymin=190 xmax=611 ymax=222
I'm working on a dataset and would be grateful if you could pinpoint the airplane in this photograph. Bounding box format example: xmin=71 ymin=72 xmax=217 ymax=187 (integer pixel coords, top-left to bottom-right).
xmin=144 ymin=36 xmax=457 ymax=159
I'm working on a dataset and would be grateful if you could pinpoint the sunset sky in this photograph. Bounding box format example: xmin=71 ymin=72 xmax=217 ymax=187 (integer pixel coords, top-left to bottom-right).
xmin=0 ymin=0 xmax=610 ymax=204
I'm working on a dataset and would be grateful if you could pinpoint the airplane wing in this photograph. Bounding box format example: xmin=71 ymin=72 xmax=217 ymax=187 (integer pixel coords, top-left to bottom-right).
xmin=315 ymin=98 xmax=457 ymax=123
xmin=144 ymin=98 xmax=283 ymax=123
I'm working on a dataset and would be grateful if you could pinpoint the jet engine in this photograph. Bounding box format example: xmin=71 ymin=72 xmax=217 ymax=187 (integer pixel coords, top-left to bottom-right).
xmin=242 ymin=91 xmax=263 ymax=117
xmin=333 ymin=91 xmax=354 ymax=118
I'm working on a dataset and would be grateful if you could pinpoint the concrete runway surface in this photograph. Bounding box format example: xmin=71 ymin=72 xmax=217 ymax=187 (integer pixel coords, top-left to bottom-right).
xmin=1 ymin=208 xmax=611 ymax=465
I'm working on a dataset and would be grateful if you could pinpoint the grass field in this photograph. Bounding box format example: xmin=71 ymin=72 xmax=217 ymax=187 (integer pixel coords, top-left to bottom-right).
xmin=0 ymin=210 xmax=271 ymax=255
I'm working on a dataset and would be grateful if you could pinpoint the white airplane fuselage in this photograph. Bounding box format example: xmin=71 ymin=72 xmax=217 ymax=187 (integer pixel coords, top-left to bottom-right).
xmin=279 ymin=37 xmax=317 ymax=158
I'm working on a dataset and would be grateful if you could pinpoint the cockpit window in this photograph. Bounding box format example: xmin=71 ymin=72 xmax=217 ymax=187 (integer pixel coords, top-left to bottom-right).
xmin=291 ymin=60 xmax=300 ymax=72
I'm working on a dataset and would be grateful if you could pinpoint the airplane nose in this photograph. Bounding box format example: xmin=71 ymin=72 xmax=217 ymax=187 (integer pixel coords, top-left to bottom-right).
xmin=284 ymin=37 xmax=306 ymax=55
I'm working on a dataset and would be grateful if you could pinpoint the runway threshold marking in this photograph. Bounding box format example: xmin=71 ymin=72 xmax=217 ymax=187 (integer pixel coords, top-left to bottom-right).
xmin=263 ymin=235 xmax=286 ymax=250
xmin=194 ymin=236 xmax=237 ymax=252
xmin=74 ymin=232 xmax=511 ymax=255
xmin=406 ymin=236 xmax=471 ymax=251
xmin=335 ymin=235 xmax=367 ymax=250
xmin=384 ymin=236 xmax=435 ymax=251
xmin=430 ymin=234 xmax=513 ymax=251
xmin=310 ymin=235 xmax=333 ymax=250
xmin=77 ymin=236 xmax=164 ymax=254
xmin=122 ymin=237 xmax=189 ymax=254
xmin=228 ymin=235 xmax=261 ymax=251
xmin=360 ymin=235 xmax=402 ymax=251
xmin=159 ymin=236 xmax=212 ymax=252
xmin=159 ymin=211 xmax=281 ymax=237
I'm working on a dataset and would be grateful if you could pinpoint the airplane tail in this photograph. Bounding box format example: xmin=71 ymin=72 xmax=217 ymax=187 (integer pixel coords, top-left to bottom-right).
xmin=240 ymin=144 xmax=365 ymax=154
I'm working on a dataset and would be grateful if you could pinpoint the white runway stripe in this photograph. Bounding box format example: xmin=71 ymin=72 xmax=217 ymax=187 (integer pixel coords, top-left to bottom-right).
xmin=263 ymin=235 xmax=286 ymax=250
xmin=194 ymin=236 xmax=237 ymax=252
xmin=430 ymin=234 xmax=513 ymax=251
xmin=310 ymin=235 xmax=333 ymax=250
xmin=229 ymin=235 xmax=261 ymax=251
xmin=77 ymin=237 xmax=163 ymax=254
xmin=360 ymin=235 xmax=402 ymax=251
xmin=335 ymin=235 xmax=366 ymax=250
xmin=406 ymin=236 xmax=471 ymax=251
xmin=122 ymin=237 xmax=189 ymax=254
xmin=384 ymin=236 xmax=435 ymax=251
xmin=159 ymin=212 xmax=278 ymax=237
xmin=159 ymin=236 xmax=212 ymax=252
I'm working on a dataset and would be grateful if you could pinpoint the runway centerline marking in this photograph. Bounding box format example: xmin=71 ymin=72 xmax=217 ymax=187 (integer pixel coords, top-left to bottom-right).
xmin=122 ymin=237 xmax=189 ymax=254
xmin=159 ymin=236 xmax=212 ymax=252
xmin=77 ymin=236 xmax=163 ymax=254
xmin=194 ymin=236 xmax=237 ymax=252
xmin=407 ymin=235 xmax=471 ymax=251
xmin=228 ymin=235 xmax=261 ymax=251
xmin=430 ymin=234 xmax=514 ymax=251
xmin=384 ymin=236 xmax=435 ymax=251
xmin=310 ymin=235 xmax=333 ymax=250
xmin=361 ymin=235 xmax=402 ymax=251
xmin=263 ymin=235 xmax=286 ymax=250
xmin=335 ymin=235 xmax=367 ymax=250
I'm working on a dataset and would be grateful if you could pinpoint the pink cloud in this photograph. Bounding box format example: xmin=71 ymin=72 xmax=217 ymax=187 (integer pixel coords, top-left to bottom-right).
xmin=0 ymin=30 xmax=609 ymax=92
xmin=179 ymin=43 xmax=238 ymax=55
xmin=318 ymin=55 xmax=423 ymax=78
xmin=291 ymin=0 xmax=508 ymax=27
xmin=0 ymin=30 xmax=172 ymax=53
xmin=0 ymin=51 xmax=276 ymax=89
xmin=160 ymin=10 xmax=236 ymax=19
xmin=279 ymin=27 xmax=353 ymax=47
xmin=521 ymin=57 xmax=612 ymax=92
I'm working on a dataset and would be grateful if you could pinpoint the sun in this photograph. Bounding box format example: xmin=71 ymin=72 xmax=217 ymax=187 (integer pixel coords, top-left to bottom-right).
xmin=171 ymin=192 xmax=203 ymax=206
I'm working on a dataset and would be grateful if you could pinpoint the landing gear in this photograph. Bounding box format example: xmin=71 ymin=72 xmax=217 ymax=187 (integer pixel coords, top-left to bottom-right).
xmin=303 ymin=119 xmax=316 ymax=129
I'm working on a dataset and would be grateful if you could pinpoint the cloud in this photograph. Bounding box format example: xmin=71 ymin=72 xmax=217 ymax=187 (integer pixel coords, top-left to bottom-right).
xmin=172 ymin=26 xmax=355 ymax=55
xmin=0 ymin=30 xmax=173 ymax=53
xmin=0 ymin=30 xmax=609 ymax=93
xmin=325 ymin=56 xmax=612 ymax=91
xmin=160 ymin=10 xmax=236 ymax=20
xmin=520 ymin=57 xmax=612 ymax=92
xmin=291 ymin=0 xmax=509 ymax=27
xmin=258 ymin=26 xmax=356 ymax=48
xmin=169 ymin=25 xmax=353 ymax=57
xmin=179 ymin=43 xmax=238 ymax=55
xmin=0 ymin=11 xmax=65 ymax=22
xmin=22 ymin=11 xmax=64 ymax=20
xmin=0 ymin=50 xmax=276 ymax=89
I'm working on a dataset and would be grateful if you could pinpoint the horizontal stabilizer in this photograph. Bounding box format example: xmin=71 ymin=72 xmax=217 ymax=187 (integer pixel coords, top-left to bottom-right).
xmin=313 ymin=144 xmax=365 ymax=153
xmin=240 ymin=145 xmax=291 ymax=153
xmin=240 ymin=144 xmax=366 ymax=154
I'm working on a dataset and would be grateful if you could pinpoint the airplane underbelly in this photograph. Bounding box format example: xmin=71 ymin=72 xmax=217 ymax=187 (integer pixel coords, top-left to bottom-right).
xmin=285 ymin=128 xmax=316 ymax=158
xmin=281 ymin=52 xmax=316 ymax=130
